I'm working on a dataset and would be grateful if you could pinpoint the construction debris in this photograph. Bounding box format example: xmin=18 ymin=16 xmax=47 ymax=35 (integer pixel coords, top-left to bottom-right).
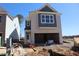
xmin=24 ymin=45 xmax=79 ymax=56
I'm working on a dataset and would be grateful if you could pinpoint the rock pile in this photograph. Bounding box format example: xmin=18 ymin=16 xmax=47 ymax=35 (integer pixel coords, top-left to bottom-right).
xmin=24 ymin=48 xmax=49 ymax=56
xmin=24 ymin=45 xmax=79 ymax=56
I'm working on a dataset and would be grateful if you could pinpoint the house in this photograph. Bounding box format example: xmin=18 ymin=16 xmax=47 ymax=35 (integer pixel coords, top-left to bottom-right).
xmin=0 ymin=8 xmax=20 ymax=47
xmin=25 ymin=4 xmax=63 ymax=45
xmin=63 ymin=35 xmax=79 ymax=40
xmin=63 ymin=36 xmax=74 ymax=40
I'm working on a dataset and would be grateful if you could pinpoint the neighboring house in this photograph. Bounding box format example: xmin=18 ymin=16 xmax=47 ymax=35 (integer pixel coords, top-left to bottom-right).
xmin=63 ymin=36 xmax=74 ymax=40
xmin=63 ymin=35 xmax=79 ymax=40
xmin=63 ymin=35 xmax=79 ymax=42
xmin=0 ymin=8 xmax=20 ymax=47
xmin=25 ymin=4 xmax=63 ymax=45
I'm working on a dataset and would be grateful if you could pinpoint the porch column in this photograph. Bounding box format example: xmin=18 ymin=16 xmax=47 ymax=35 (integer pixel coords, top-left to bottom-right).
xmin=31 ymin=33 xmax=35 ymax=44
xmin=59 ymin=33 xmax=63 ymax=44
xmin=24 ymin=32 xmax=27 ymax=44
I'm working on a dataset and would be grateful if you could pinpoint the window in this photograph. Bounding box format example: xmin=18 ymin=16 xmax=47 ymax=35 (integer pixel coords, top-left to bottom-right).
xmin=41 ymin=14 xmax=45 ymax=23
xmin=0 ymin=33 xmax=2 ymax=46
xmin=26 ymin=20 xmax=30 ymax=26
xmin=26 ymin=33 xmax=30 ymax=40
xmin=49 ymin=15 xmax=55 ymax=24
xmin=41 ymin=14 xmax=55 ymax=24
xmin=46 ymin=15 xmax=49 ymax=23
xmin=0 ymin=16 xmax=2 ymax=23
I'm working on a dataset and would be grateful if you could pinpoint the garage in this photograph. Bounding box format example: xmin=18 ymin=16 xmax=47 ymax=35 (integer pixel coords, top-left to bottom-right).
xmin=35 ymin=33 xmax=60 ymax=45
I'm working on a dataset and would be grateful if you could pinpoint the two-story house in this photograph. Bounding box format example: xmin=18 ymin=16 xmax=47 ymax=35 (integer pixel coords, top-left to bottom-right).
xmin=25 ymin=4 xmax=63 ymax=45
xmin=0 ymin=8 xmax=20 ymax=47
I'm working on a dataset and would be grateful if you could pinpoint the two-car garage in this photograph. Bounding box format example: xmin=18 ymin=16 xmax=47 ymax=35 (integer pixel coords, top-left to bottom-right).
xmin=35 ymin=33 xmax=60 ymax=45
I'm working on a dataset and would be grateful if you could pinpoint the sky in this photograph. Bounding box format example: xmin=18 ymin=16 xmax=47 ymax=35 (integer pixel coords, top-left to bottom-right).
xmin=0 ymin=3 xmax=79 ymax=37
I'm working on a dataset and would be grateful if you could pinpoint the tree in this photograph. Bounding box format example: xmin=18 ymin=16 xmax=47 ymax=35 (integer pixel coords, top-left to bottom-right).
xmin=16 ymin=14 xmax=24 ymax=24
xmin=16 ymin=14 xmax=24 ymax=38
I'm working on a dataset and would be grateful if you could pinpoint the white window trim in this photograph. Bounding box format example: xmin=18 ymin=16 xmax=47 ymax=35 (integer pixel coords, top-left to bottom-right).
xmin=41 ymin=14 xmax=55 ymax=24
xmin=41 ymin=14 xmax=46 ymax=24
xmin=49 ymin=15 xmax=55 ymax=24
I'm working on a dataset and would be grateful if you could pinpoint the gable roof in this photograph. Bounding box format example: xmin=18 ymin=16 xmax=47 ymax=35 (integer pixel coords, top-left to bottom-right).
xmin=38 ymin=4 xmax=58 ymax=12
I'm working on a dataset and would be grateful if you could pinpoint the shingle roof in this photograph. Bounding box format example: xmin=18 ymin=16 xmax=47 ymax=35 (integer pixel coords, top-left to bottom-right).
xmin=39 ymin=4 xmax=56 ymax=12
xmin=37 ymin=3 xmax=58 ymax=13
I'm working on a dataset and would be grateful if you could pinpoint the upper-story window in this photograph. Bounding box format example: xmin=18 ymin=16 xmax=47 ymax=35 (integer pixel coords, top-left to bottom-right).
xmin=0 ymin=16 xmax=2 ymax=23
xmin=41 ymin=14 xmax=55 ymax=24
xmin=26 ymin=20 xmax=30 ymax=26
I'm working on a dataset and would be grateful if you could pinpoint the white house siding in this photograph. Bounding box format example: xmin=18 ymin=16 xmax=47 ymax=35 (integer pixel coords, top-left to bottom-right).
xmin=5 ymin=15 xmax=20 ymax=43
xmin=13 ymin=17 xmax=20 ymax=40
xmin=5 ymin=15 xmax=15 ymax=42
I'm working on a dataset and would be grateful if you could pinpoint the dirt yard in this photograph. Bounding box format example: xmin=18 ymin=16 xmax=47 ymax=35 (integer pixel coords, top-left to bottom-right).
xmin=23 ymin=39 xmax=79 ymax=56
xmin=0 ymin=39 xmax=79 ymax=56
xmin=0 ymin=47 xmax=6 ymax=55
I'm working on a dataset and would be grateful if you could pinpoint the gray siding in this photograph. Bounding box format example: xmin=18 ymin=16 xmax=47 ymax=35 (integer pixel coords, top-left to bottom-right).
xmin=0 ymin=14 xmax=6 ymax=46
xmin=38 ymin=13 xmax=57 ymax=27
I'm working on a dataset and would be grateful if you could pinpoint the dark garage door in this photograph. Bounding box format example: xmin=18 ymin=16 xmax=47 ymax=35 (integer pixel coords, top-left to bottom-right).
xmin=35 ymin=33 xmax=59 ymax=45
